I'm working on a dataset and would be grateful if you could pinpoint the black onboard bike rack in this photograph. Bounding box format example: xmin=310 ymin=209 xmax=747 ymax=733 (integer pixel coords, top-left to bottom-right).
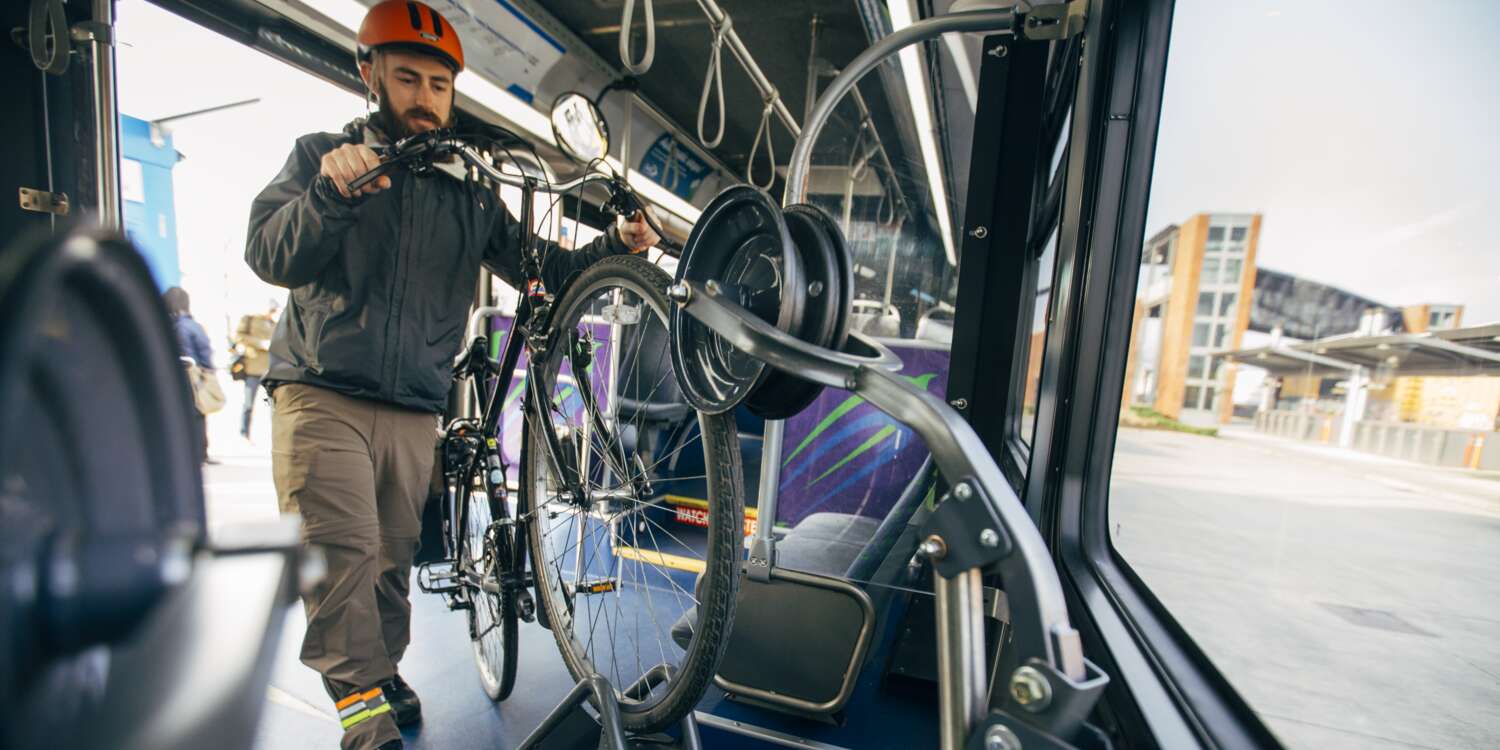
xmin=518 ymin=669 xmax=703 ymax=750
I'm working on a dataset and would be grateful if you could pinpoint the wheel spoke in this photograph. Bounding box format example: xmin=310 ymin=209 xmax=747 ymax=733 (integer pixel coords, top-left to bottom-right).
xmin=524 ymin=271 xmax=739 ymax=725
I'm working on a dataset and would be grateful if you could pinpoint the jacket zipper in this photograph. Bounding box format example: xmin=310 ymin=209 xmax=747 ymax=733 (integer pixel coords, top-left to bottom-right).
xmin=385 ymin=173 xmax=411 ymax=400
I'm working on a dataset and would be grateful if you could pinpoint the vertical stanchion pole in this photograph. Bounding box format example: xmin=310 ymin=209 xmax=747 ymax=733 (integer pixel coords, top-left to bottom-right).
xmin=89 ymin=0 xmax=122 ymax=230
xmin=748 ymin=420 xmax=784 ymax=577
xmin=935 ymin=567 xmax=986 ymax=750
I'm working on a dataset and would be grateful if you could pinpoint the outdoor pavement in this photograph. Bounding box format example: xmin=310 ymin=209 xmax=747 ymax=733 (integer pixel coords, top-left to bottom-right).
xmin=203 ymin=382 xmax=1500 ymax=749
xmin=1112 ymin=425 xmax=1500 ymax=750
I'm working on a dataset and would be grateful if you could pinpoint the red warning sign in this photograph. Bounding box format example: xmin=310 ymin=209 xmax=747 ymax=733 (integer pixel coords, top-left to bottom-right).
xmin=673 ymin=504 xmax=757 ymax=536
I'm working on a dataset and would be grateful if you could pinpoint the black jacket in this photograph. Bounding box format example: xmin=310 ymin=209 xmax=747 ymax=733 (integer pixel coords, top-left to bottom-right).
xmin=246 ymin=119 xmax=628 ymax=412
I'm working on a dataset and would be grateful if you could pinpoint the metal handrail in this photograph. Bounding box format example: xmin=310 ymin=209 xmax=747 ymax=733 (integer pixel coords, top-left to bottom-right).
xmin=692 ymin=0 xmax=801 ymax=139
xmin=785 ymin=9 xmax=1017 ymax=206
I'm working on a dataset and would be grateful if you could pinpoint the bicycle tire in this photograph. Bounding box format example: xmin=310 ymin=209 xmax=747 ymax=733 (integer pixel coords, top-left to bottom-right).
xmin=458 ymin=457 xmax=519 ymax=701
xmin=523 ymin=255 xmax=743 ymax=733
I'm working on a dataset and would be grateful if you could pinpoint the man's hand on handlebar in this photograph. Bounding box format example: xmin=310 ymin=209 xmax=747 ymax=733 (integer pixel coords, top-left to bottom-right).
xmin=321 ymin=143 xmax=391 ymax=198
xmin=617 ymin=207 xmax=661 ymax=254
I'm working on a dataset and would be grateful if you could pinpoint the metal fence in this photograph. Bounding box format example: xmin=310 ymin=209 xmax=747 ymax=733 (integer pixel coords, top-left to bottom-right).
xmin=1253 ymin=410 xmax=1499 ymax=471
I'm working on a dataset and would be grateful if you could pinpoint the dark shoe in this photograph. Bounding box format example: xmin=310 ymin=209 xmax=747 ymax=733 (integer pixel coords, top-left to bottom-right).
xmin=383 ymin=674 xmax=422 ymax=727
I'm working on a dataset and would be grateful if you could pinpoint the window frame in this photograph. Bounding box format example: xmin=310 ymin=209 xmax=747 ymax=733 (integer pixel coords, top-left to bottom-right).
xmin=1007 ymin=32 xmax=1081 ymax=489
xmin=944 ymin=26 xmax=1070 ymax=497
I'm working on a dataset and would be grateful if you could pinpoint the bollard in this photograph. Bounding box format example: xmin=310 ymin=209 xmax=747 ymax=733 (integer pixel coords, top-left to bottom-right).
xmin=1465 ymin=434 xmax=1485 ymax=470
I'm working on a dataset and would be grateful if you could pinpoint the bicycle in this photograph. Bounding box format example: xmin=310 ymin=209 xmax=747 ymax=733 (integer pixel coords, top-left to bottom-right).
xmin=353 ymin=127 xmax=745 ymax=732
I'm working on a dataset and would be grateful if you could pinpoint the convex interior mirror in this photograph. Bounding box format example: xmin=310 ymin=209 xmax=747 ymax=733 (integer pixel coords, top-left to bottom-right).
xmin=550 ymin=92 xmax=610 ymax=164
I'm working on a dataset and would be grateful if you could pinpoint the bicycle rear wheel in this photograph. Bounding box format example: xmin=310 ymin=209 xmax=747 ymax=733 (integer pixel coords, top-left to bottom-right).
xmin=457 ymin=460 xmax=519 ymax=700
xmin=523 ymin=255 xmax=744 ymax=733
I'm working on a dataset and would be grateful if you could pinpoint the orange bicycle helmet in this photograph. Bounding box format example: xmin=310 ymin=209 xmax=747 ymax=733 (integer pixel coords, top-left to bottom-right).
xmin=357 ymin=0 xmax=465 ymax=73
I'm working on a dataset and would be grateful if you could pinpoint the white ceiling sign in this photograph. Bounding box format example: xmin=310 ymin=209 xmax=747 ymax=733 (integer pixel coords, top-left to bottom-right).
xmin=428 ymin=0 xmax=566 ymax=104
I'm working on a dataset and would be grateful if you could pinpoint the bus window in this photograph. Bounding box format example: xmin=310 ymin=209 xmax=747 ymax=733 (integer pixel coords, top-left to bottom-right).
xmin=1109 ymin=3 xmax=1500 ymax=748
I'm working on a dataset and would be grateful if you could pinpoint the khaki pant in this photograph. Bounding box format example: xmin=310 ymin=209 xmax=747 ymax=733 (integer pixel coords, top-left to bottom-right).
xmin=271 ymin=383 xmax=437 ymax=750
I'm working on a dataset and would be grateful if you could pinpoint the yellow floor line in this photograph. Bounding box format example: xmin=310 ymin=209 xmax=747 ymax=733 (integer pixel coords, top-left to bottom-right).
xmin=614 ymin=545 xmax=706 ymax=574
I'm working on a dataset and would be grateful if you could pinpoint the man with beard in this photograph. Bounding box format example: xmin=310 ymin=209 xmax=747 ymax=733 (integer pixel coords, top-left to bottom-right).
xmin=244 ymin=3 xmax=659 ymax=748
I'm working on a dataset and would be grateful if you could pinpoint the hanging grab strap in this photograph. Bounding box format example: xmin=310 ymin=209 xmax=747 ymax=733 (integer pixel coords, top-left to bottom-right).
xmin=747 ymin=89 xmax=779 ymax=190
xmin=696 ymin=16 xmax=732 ymax=149
xmin=619 ymin=0 xmax=656 ymax=76
xmin=849 ymin=120 xmax=870 ymax=181
xmin=879 ymin=190 xmax=899 ymax=225
xmin=28 ymin=0 xmax=71 ymax=75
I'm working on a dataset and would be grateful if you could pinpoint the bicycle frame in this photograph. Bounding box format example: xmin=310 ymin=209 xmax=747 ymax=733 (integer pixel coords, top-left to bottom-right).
xmin=428 ymin=159 xmax=559 ymax=625
xmin=434 ymin=164 xmax=633 ymax=630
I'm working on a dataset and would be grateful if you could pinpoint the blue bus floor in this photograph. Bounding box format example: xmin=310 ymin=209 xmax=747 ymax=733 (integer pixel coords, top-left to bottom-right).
xmin=693 ymin=592 xmax=939 ymax=750
xmin=257 ymin=584 xmax=937 ymax=750
xmin=254 ymin=575 xmax=580 ymax=749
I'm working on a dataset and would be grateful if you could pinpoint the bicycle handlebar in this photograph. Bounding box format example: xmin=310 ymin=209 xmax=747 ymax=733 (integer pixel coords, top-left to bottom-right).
xmin=347 ymin=129 xmax=670 ymax=244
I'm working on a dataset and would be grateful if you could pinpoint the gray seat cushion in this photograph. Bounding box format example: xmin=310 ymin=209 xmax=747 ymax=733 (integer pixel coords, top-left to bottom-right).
xmin=774 ymin=513 xmax=881 ymax=575
xmin=670 ymin=513 xmax=879 ymax=649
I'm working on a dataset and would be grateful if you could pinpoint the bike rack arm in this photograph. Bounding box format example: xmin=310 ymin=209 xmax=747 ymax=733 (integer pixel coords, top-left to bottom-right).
xmin=517 ymin=674 xmax=630 ymax=750
xmin=672 ymin=280 xmax=1080 ymax=670
xmin=671 ymin=280 xmax=1092 ymax=747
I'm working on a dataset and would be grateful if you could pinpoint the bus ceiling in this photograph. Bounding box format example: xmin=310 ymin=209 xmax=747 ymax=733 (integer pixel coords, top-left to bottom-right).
xmin=146 ymin=0 xmax=973 ymax=245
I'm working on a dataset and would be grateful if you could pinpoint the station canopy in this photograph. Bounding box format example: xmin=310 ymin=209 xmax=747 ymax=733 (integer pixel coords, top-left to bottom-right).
xmin=1220 ymin=323 xmax=1500 ymax=378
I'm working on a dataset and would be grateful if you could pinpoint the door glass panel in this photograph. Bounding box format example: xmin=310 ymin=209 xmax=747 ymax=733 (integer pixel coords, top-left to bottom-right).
xmin=1182 ymin=385 xmax=1201 ymax=409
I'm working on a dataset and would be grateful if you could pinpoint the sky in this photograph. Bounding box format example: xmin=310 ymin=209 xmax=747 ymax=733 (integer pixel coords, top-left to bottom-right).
xmin=1146 ymin=0 xmax=1500 ymax=324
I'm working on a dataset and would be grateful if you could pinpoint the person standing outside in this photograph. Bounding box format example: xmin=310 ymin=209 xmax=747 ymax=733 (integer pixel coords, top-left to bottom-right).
xmin=232 ymin=299 xmax=280 ymax=442
xmin=163 ymin=286 xmax=217 ymax=465
xmin=244 ymin=3 xmax=659 ymax=748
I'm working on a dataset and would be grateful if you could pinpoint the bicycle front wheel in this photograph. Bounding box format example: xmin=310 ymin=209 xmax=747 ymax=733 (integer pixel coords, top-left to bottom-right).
xmin=523 ymin=255 xmax=744 ymax=733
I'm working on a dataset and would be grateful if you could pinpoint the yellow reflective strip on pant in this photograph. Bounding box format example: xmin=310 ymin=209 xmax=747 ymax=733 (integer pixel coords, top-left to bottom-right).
xmin=340 ymin=701 xmax=391 ymax=730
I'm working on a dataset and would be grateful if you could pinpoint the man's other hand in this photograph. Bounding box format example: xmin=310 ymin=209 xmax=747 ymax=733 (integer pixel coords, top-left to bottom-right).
xmin=320 ymin=143 xmax=391 ymax=199
xmin=617 ymin=208 xmax=661 ymax=254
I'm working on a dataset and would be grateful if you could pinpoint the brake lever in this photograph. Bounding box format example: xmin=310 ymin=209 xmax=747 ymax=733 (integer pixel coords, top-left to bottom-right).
xmin=603 ymin=179 xmax=672 ymax=247
xmin=607 ymin=180 xmax=645 ymax=218
xmin=348 ymin=129 xmax=456 ymax=192
xmin=348 ymin=160 xmax=397 ymax=193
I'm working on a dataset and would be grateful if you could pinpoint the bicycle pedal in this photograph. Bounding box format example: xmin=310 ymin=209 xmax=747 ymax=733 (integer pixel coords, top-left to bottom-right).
xmin=417 ymin=560 xmax=463 ymax=595
xmin=570 ymin=578 xmax=618 ymax=596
